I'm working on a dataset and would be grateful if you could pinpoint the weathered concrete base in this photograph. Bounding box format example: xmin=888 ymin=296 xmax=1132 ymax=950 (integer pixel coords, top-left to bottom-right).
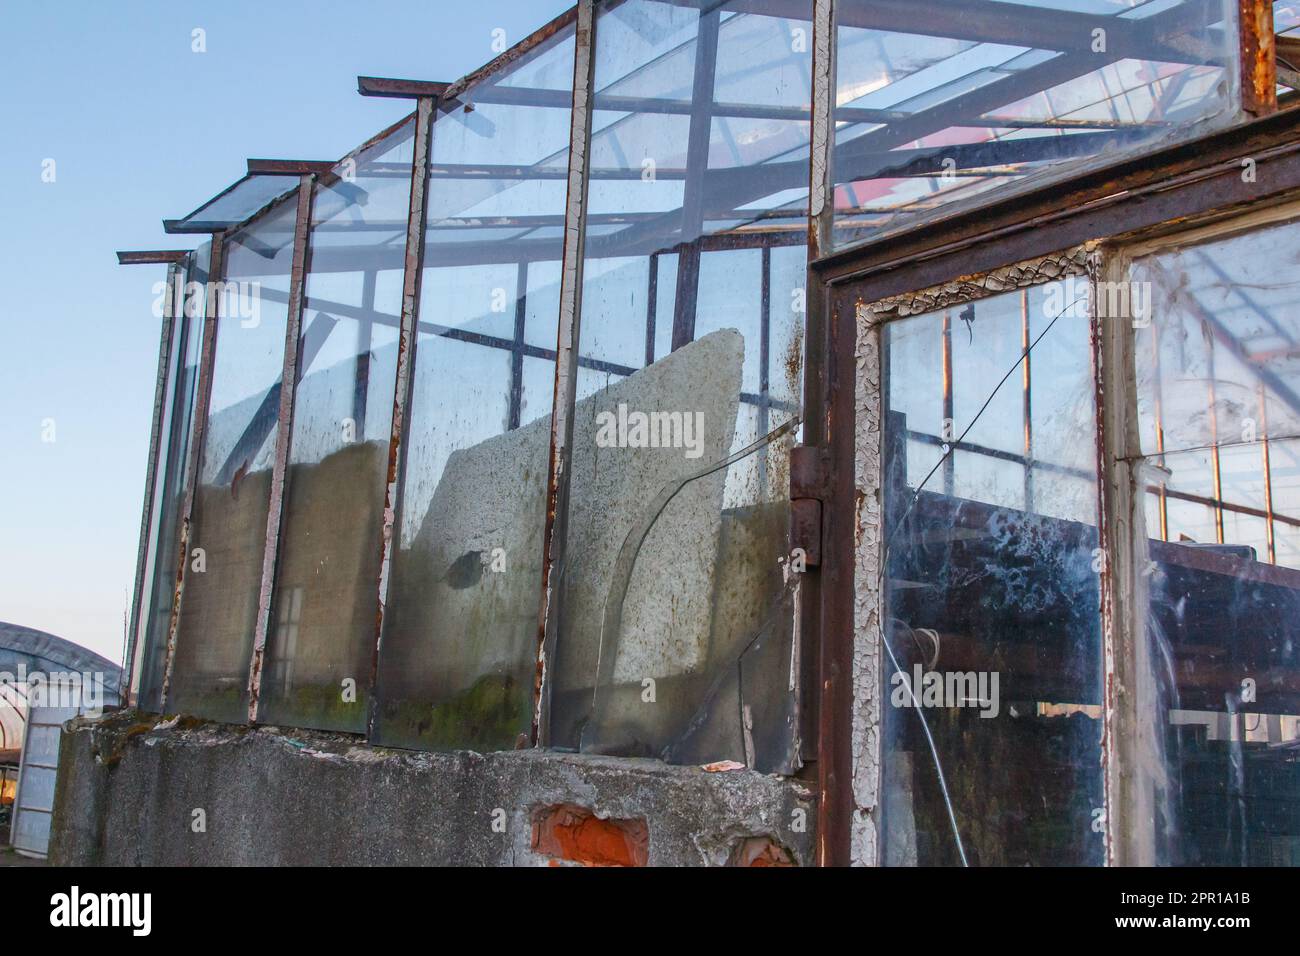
xmin=50 ymin=711 xmax=814 ymax=866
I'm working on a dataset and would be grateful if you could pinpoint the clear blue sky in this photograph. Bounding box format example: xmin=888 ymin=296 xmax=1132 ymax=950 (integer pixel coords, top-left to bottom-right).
xmin=0 ymin=0 xmax=573 ymax=664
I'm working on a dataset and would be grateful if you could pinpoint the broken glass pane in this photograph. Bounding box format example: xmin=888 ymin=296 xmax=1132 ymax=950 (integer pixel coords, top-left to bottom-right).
xmin=549 ymin=0 xmax=810 ymax=768
xmin=880 ymin=280 xmax=1103 ymax=865
xmin=257 ymin=119 xmax=415 ymax=733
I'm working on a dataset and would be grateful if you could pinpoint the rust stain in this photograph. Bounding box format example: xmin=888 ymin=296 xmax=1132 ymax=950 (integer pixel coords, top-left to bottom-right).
xmin=1239 ymin=0 xmax=1277 ymax=117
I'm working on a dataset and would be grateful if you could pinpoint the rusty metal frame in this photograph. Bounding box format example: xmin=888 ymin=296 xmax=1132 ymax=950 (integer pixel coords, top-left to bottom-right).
xmin=246 ymin=175 xmax=317 ymax=724
xmin=357 ymin=76 xmax=450 ymax=99
xmin=534 ymin=0 xmax=597 ymax=748
xmin=159 ymin=234 xmax=226 ymax=710
xmin=850 ymin=248 xmax=1095 ymax=868
xmin=815 ymin=106 xmax=1300 ymax=294
xmin=122 ymin=260 xmax=183 ymax=705
xmin=804 ymin=0 xmax=850 ymax=866
xmin=116 ymin=250 xmax=190 ymax=265
xmin=443 ymin=5 xmax=580 ymax=105
xmin=811 ymin=88 xmax=1300 ymax=869
xmin=366 ymin=94 xmax=436 ymax=740
xmin=245 ymin=159 xmax=335 ymax=176
xmin=1239 ymin=0 xmax=1278 ymax=118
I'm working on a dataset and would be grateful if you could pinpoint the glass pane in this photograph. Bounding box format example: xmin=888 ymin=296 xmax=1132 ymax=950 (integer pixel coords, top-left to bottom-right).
xmin=257 ymin=119 xmax=415 ymax=732
xmin=1134 ymin=221 xmax=1300 ymax=864
xmin=831 ymin=0 xmax=1238 ymax=249
xmin=172 ymin=174 xmax=300 ymax=232
xmin=170 ymin=198 xmax=298 ymax=723
xmin=550 ymin=0 xmax=810 ymax=772
xmin=1134 ymin=220 xmax=1300 ymax=458
xmin=880 ymin=279 xmax=1103 ymax=866
xmin=134 ymin=249 xmax=209 ymax=712
xmin=371 ymin=21 xmax=576 ymax=751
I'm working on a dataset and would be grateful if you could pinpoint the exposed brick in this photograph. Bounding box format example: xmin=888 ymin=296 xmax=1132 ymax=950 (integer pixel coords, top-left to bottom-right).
xmin=531 ymin=804 xmax=649 ymax=867
xmin=728 ymin=835 xmax=796 ymax=867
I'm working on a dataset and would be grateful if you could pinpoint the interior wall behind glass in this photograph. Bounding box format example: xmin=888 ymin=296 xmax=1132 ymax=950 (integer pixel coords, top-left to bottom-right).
xmin=550 ymin=0 xmax=811 ymax=773
xmin=830 ymin=0 xmax=1239 ymax=249
xmin=170 ymin=202 xmax=296 ymax=724
xmin=257 ymin=119 xmax=415 ymax=732
xmin=1131 ymin=217 xmax=1300 ymax=865
xmin=880 ymin=279 xmax=1103 ymax=866
xmin=371 ymin=23 xmax=576 ymax=752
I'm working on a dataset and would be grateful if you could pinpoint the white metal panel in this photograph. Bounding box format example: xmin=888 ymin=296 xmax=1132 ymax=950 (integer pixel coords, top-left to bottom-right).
xmin=10 ymin=706 xmax=70 ymax=858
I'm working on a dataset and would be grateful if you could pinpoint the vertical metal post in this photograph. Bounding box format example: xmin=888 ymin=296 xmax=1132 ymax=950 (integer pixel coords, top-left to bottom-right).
xmin=758 ymin=244 xmax=773 ymax=492
xmin=760 ymin=245 xmax=772 ymax=439
xmin=807 ymin=0 xmax=854 ymax=867
xmin=247 ymin=175 xmax=316 ymax=724
xmin=160 ymin=234 xmax=226 ymax=711
xmin=353 ymin=269 xmax=377 ymax=429
xmin=1239 ymin=0 xmax=1277 ymax=118
xmin=534 ymin=0 xmax=597 ymax=747
xmin=1207 ymin=346 xmax=1225 ymax=543
xmin=124 ymin=262 xmax=182 ymax=704
xmin=1095 ymin=249 xmax=1153 ymax=867
xmin=367 ymin=95 xmax=435 ymax=740
xmin=509 ymin=260 xmax=529 ymax=430
xmin=645 ymin=253 xmax=659 ymax=367
xmin=1021 ymin=289 xmax=1035 ymax=513
xmin=1150 ymin=326 xmax=1169 ymax=541
xmin=941 ymin=310 xmax=955 ymax=496
xmin=670 ymin=5 xmax=720 ymax=351
xmin=1259 ymin=384 xmax=1276 ymax=563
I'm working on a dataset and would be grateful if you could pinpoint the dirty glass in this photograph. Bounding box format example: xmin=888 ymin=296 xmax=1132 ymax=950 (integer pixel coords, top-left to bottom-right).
xmin=133 ymin=249 xmax=209 ymax=712
xmin=831 ymin=0 xmax=1239 ymax=249
xmin=170 ymin=199 xmax=298 ymax=724
xmin=258 ymin=120 xmax=415 ymax=732
xmin=1279 ymin=2 xmax=1300 ymax=41
xmin=880 ymin=279 xmax=1104 ymax=865
xmin=169 ymin=174 xmax=300 ymax=233
xmin=370 ymin=22 xmax=576 ymax=751
xmin=1131 ymin=218 xmax=1300 ymax=864
xmin=549 ymin=0 xmax=810 ymax=772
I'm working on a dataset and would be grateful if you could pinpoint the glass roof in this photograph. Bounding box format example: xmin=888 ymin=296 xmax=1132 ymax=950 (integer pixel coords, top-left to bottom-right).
xmin=167 ymin=173 xmax=300 ymax=233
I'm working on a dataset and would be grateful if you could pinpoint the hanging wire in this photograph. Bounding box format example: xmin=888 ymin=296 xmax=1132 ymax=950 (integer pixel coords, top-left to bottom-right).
xmin=875 ymin=291 xmax=1087 ymax=867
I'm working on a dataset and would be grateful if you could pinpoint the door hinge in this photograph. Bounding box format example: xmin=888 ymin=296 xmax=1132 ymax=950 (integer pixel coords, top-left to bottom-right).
xmin=790 ymin=444 xmax=829 ymax=568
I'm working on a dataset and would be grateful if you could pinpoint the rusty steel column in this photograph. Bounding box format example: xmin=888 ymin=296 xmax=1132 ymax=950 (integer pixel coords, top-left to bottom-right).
xmin=367 ymin=94 xmax=435 ymax=740
xmin=534 ymin=0 xmax=597 ymax=748
xmin=246 ymin=175 xmax=316 ymax=724
xmin=123 ymin=261 xmax=182 ymax=704
xmin=1239 ymin=0 xmax=1277 ymax=118
xmin=807 ymin=0 xmax=855 ymax=867
xmin=160 ymin=234 xmax=226 ymax=711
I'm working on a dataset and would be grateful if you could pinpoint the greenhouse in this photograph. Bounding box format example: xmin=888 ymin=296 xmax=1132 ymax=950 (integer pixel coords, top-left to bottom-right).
xmin=68 ymin=0 xmax=1300 ymax=866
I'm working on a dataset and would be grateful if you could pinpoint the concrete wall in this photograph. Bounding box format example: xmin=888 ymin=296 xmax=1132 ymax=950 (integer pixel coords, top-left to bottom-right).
xmin=50 ymin=711 xmax=814 ymax=866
